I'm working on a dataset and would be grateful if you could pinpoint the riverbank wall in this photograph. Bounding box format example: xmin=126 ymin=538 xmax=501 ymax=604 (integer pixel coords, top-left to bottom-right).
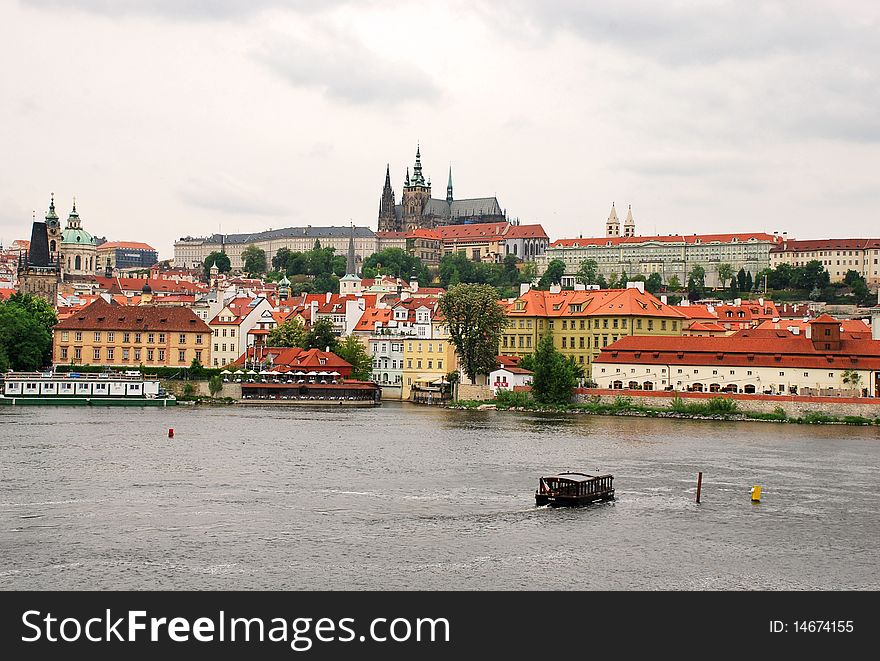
xmin=574 ymin=388 xmax=880 ymax=419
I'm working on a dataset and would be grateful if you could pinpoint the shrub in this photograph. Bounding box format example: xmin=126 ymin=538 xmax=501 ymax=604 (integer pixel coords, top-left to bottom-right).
xmin=612 ymin=396 xmax=633 ymax=410
xmin=843 ymin=416 xmax=872 ymax=426
xmin=801 ymin=411 xmax=834 ymax=424
xmin=669 ymin=395 xmax=687 ymax=412
xmin=706 ymin=397 xmax=738 ymax=414
xmin=773 ymin=406 xmax=788 ymax=420
xmin=495 ymin=390 xmax=533 ymax=408
xmin=182 ymin=383 xmax=196 ymax=398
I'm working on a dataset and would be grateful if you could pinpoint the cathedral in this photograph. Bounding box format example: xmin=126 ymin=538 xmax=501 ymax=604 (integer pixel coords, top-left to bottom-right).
xmin=378 ymin=146 xmax=507 ymax=232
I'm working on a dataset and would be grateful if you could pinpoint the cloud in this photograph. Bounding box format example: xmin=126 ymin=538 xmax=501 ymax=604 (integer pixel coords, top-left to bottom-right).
xmin=178 ymin=176 xmax=289 ymax=217
xmin=19 ymin=0 xmax=345 ymax=21
xmin=253 ymin=29 xmax=441 ymax=106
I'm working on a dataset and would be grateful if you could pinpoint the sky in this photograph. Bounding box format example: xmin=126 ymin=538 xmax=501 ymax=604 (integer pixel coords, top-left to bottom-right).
xmin=1 ymin=0 xmax=878 ymax=259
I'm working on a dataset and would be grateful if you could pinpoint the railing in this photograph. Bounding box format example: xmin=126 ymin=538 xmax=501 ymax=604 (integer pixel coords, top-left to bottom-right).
xmin=3 ymin=372 xmax=147 ymax=381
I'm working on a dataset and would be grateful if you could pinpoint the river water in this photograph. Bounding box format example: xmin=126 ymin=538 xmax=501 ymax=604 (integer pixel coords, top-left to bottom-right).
xmin=1 ymin=403 xmax=878 ymax=590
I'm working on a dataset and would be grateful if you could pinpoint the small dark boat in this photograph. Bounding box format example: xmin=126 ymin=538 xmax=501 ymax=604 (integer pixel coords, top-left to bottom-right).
xmin=535 ymin=472 xmax=614 ymax=507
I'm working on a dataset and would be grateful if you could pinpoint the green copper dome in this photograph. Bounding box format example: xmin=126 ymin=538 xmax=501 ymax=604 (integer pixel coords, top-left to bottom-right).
xmin=61 ymin=228 xmax=97 ymax=245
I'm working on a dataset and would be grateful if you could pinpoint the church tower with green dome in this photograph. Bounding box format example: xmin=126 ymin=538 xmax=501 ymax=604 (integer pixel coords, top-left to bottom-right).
xmin=60 ymin=198 xmax=98 ymax=279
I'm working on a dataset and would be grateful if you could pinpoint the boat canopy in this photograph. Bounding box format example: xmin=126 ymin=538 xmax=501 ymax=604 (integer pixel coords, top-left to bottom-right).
xmin=541 ymin=472 xmax=612 ymax=483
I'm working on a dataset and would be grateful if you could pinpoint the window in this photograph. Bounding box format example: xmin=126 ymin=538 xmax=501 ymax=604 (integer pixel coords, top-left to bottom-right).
xmin=661 ymin=321 xmax=667 ymax=330
xmin=580 ymin=337 xmax=585 ymax=349
xmin=123 ymin=332 xmax=130 ymax=343
xmin=503 ymin=336 xmax=508 ymax=348
xmin=107 ymin=348 xmax=114 ymax=360
xmin=74 ymin=347 xmax=81 ymax=360
xmin=804 ymin=372 xmax=809 ymax=377
xmin=613 ymin=319 xmax=618 ymax=329
xmin=407 ymin=359 xmax=412 ymax=369
xmin=134 ymin=349 xmax=141 ymax=361
xmin=647 ymin=320 xmax=654 ymax=331
xmin=158 ymin=350 xmax=165 ymax=362
xmin=94 ymin=331 xmax=101 ymax=342
xmin=214 ymin=344 xmax=219 ymax=352
xmin=108 ymin=332 xmax=115 ymax=342
xmin=730 ymin=370 xmax=735 ymax=375
xmin=829 ymin=372 xmax=834 ymax=378
xmin=179 ymin=334 xmax=186 ymax=344
xmin=123 ymin=349 xmax=129 ymax=361
xmin=147 ymin=349 xmax=154 ymax=362
xmin=428 ymin=360 xmax=433 ymax=369
xmin=147 ymin=333 xmax=155 ymax=343
xmin=603 ymin=319 xmax=608 ymax=329
xmin=179 ymin=350 xmax=186 ymax=362
xmin=196 ymin=335 xmax=203 ymax=345
xmin=230 ymin=329 xmax=235 ymax=337
xmin=61 ymin=331 xmax=69 ymax=341
xmin=438 ymin=360 xmax=443 ymax=370
xmin=562 ymin=337 xmax=567 ymax=348
xmin=214 ymin=359 xmax=218 ymax=366
xmin=713 ymin=370 xmax=718 ymax=375
xmin=779 ymin=372 xmax=785 ymax=377
xmin=60 ymin=347 xmax=68 ymax=360
xmin=213 ymin=329 xmax=219 ymax=336
xmin=526 ymin=336 xmax=531 ymax=348
xmin=636 ymin=320 xmax=642 ymax=329
xmin=93 ymin=348 xmax=101 ymax=361
xmin=563 ymin=320 xmax=568 ymax=330
xmin=158 ymin=333 xmax=165 ymax=343
xmin=417 ymin=360 xmax=422 ymax=369
xmin=135 ymin=333 xmax=141 ymax=343
xmin=579 ymin=320 xmax=585 ymax=330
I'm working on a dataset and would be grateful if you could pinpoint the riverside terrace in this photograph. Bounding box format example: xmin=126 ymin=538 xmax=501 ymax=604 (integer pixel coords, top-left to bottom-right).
xmin=239 ymin=381 xmax=380 ymax=406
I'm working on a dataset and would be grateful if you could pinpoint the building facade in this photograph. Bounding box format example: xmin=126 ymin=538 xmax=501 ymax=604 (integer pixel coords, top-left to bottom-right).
xmin=53 ymin=298 xmax=211 ymax=368
xmin=59 ymin=200 xmax=98 ymax=279
xmin=377 ymin=147 xmax=507 ymax=232
xmin=174 ymin=226 xmax=378 ymax=271
xmin=97 ymin=241 xmax=158 ymax=273
xmin=593 ymin=316 xmax=880 ymax=397
xmin=499 ymin=285 xmax=686 ymax=379
xmin=770 ymin=238 xmax=880 ymax=286
xmin=543 ymin=207 xmax=781 ymax=288
xmin=18 ymin=216 xmax=61 ymax=305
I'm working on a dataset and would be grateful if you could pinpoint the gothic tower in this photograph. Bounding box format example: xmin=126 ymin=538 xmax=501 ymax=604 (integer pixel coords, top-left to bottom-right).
xmin=377 ymin=164 xmax=398 ymax=232
xmin=18 ymin=204 xmax=61 ymax=306
xmin=446 ymin=165 xmax=454 ymax=204
xmin=401 ymin=145 xmax=431 ymax=231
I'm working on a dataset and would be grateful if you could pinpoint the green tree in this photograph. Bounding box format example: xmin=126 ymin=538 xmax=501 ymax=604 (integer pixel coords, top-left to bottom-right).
xmin=0 ymin=300 xmax=52 ymax=371
xmin=267 ymin=320 xmax=308 ymax=348
xmin=203 ymin=251 xmax=231 ymax=280
xmin=841 ymin=369 xmax=862 ymax=393
xmin=619 ymin=270 xmax=629 ymax=286
xmin=362 ymin=248 xmax=429 ymax=284
xmin=791 ymin=260 xmax=829 ymax=291
xmin=645 ymin=272 xmax=663 ymax=295
xmin=0 ymin=293 xmax=56 ymax=369
xmin=607 ymin=272 xmax=620 ymax=289
xmin=687 ymin=265 xmax=706 ymax=301
xmin=575 ymin=259 xmax=599 ymax=286
xmin=728 ymin=276 xmax=739 ymax=300
xmin=716 ymin=263 xmax=734 ymax=289
xmin=537 ymin=259 xmax=566 ymax=289
xmin=208 ymin=374 xmax=223 ymax=397
xmin=530 ymin=333 xmax=578 ymax=405
xmin=273 ymin=247 xmax=293 ymax=272
xmin=667 ymin=274 xmax=682 ymax=290
xmin=189 ymin=357 xmax=204 ymax=377
xmin=241 ymin=245 xmax=267 ymax=277
xmin=520 ymin=261 xmax=538 ymax=283
xmin=843 ymin=270 xmax=863 ymax=287
xmin=437 ymin=284 xmax=507 ymax=382
xmin=745 ymin=270 xmax=753 ymax=292
xmin=335 ymin=335 xmax=372 ymax=381
xmin=736 ymin=267 xmax=748 ymax=292
xmin=304 ymin=318 xmax=338 ymax=352
xmin=596 ymin=274 xmax=608 ymax=289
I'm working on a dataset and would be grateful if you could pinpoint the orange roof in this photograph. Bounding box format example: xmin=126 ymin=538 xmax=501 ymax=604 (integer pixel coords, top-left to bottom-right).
xmin=772 ymin=238 xmax=880 ymax=253
xmin=552 ymin=232 xmax=780 ymax=248
xmin=504 ymin=287 xmax=686 ymax=319
xmin=409 ymin=228 xmax=441 ymax=240
xmin=503 ymin=224 xmax=548 ymax=239
xmin=354 ymin=308 xmax=393 ymax=331
xmin=97 ymin=241 xmax=156 ymax=251
xmin=687 ymin=322 xmax=727 ymax=332
xmin=231 ymin=347 xmax=352 ymax=373
xmin=0 ymin=288 xmax=15 ymax=300
xmin=755 ymin=318 xmax=871 ymax=336
xmin=55 ymin=298 xmax=210 ymax=332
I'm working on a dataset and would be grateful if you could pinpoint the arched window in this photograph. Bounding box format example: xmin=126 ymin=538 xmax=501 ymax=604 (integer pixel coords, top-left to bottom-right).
xmin=49 ymin=240 xmax=56 ymax=252
xmin=74 ymin=255 xmax=81 ymax=271
xmin=513 ymin=244 xmax=518 ymax=256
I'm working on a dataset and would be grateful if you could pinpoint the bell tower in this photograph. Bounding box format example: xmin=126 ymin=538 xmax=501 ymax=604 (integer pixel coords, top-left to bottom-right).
xmin=377 ymin=164 xmax=398 ymax=232
xmin=45 ymin=193 xmax=61 ymax=257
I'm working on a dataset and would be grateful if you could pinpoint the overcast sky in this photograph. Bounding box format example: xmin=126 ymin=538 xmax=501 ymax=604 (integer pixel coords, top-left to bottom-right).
xmin=2 ymin=1 xmax=878 ymax=258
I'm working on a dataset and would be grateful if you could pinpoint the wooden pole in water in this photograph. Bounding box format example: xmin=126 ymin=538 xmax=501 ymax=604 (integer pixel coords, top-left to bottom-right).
xmin=696 ymin=472 xmax=703 ymax=504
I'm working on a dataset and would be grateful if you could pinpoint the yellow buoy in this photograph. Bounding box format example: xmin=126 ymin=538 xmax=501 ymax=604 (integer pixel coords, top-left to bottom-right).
xmin=750 ymin=485 xmax=762 ymax=502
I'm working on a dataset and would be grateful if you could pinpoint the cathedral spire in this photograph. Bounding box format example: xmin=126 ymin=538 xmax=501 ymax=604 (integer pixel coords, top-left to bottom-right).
xmin=346 ymin=223 xmax=357 ymax=276
xmin=45 ymin=192 xmax=58 ymax=223
xmin=405 ymin=167 xmax=411 ymax=187
xmin=446 ymin=165 xmax=453 ymax=204
xmin=378 ymin=164 xmax=398 ymax=232
xmin=411 ymin=144 xmax=426 ymax=186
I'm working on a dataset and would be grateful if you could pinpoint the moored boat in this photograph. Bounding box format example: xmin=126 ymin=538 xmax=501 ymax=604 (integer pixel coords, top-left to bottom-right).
xmin=0 ymin=371 xmax=176 ymax=406
xmin=535 ymin=472 xmax=614 ymax=507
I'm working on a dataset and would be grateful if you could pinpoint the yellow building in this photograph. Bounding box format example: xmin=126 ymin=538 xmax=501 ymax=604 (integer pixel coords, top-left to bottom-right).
xmin=54 ymin=298 xmax=211 ymax=368
xmin=401 ymin=318 xmax=458 ymax=400
xmin=499 ymin=286 xmax=686 ymax=378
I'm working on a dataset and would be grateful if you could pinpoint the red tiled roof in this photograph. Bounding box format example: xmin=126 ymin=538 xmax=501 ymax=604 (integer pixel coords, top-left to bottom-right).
xmin=771 ymin=238 xmax=880 ymax=253
xmin=54 ymin=298 xmax=210 ymax=332
xmin=755 ymin=318 xmax=871 ymax=336
xmin=552 ymin=232 xmax=780 ymax=248
xmin=230 ymin=347 xmax=352 ymax=374
xmin=687 ymin=322 xmax=727 ymax=332
xmin=354 ymin=308 xmax=393 ymax=331
xmin=503 ymin=224 xmax=548 ymax=239
xmin=504 ymin=288 xmax=686 ymax=319
xmin=595 ymin=333 xmax=880 ymax=369
xmin=409 ymin=228 xmax=441 ymax=239
xmin=439 ymin=222 xmax=508 ymax=240
xmin=0 ymin=288 xmax=15 ymax=300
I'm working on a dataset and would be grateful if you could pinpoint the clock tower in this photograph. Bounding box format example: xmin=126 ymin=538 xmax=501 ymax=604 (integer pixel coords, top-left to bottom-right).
xmin=45 ymin=193 xmax=61 ymax=257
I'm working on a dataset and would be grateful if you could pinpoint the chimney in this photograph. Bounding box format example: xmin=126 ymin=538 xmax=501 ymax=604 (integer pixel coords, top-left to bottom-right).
xmin=520 ymin=283 xmax=531 ymax=296
xmin=660 ymin=294 xmax=668 ymax=305
xmin=734 ymin=297 xmax=742 ymax=306
xmin=758 ymin=297 xmax=764 ymax=306
xmin=325 ymin=292 xmax=332 ymax=304
xmin=626 ymin=281 xmax=645 ymax=294
xmin=549 ymin=284 xmax=562 ymax=294
xmin=574 ymin=283 xmax=586 ymax=291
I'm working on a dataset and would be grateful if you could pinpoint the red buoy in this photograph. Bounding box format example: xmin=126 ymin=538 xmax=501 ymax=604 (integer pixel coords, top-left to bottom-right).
xmin=168 ymin=428 xmax=174 ymax=438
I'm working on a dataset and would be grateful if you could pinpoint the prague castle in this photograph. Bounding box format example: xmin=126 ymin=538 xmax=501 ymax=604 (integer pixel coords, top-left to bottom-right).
xmin=378 ymin=146 xmax=507 ymax=232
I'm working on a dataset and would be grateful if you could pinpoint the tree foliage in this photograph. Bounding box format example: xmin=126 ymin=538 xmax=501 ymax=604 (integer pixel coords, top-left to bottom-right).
xmin=537 ymin=259 xmax=566 ymax=289
xmin=716 ymin=263 xmax=734 ymax=289
xmin=575 ymin=259 xmax=599 ymax=286
xmin=437 ymin=252 xmax=528 ymax=298
xmin=208 ymin=374 xmax=223 ymax=397
xmin=203 ymin=251 xmax=231 ymax=280
xmin=0 ymin=293 xmax=56 ymax=371
xmin=335 ymin=335 xmax=372 ymax=381
xmin=530 ymin=333 xmax=579 ymax=405
xmin=362 ymin=248 xmax=429 ymax=284
xmin=241 ymin=245 xmax=267 ymax=277
xmin=437 ymin=284 xmax=507 ymax=382
xmin=304 ymin=318 xmax=338 ymax=352
xmin=687 ymin=265 xmax=706 ymax=301
xmin=271 ymin=245 xmax=344 ymax=294
xmin=266 ymin=320 xmax=308 ymax=348
xmin=645 ymin=272 xmax=663 ymax=295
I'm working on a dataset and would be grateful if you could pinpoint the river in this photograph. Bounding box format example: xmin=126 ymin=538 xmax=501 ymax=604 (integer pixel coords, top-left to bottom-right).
xmin=2 ymin=403 xmax=878 ymax=590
